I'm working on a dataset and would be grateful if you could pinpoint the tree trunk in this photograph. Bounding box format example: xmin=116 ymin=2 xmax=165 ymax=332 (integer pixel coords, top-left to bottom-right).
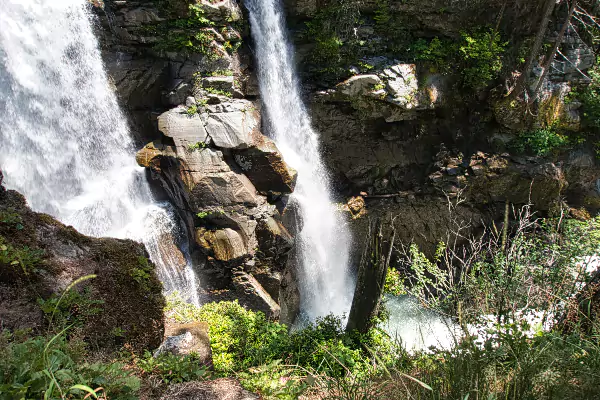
xmin=511 ymin=0 xmax=558 ymax=100
xmin=531 ymin=0 xmax=578 ymax=102
xmin=345 ymin=218 xmax=395 ymax=334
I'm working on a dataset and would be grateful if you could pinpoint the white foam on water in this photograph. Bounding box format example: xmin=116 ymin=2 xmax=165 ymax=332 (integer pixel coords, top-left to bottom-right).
xmin=246 ymin=0 xmax=354 ymax=321
xmin=0 ymin=0 xmax=199 ymax=304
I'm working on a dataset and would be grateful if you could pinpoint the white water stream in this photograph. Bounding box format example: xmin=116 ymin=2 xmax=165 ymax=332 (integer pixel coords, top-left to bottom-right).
xmin=246 ymin=0 xmax=354 ymax=321
xmin=0 ymin=0 xmax=199 ymax=304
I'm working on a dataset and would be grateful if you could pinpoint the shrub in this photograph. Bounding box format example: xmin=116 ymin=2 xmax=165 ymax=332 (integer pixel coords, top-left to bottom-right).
xmin=511 ymin=128 xmax=569 ymax=156
xmin=458 ymin=30 xmax=506 ymax=89
xmin=136 ymin=351 xmax=207 ymax=384
xmin=413 ymin=37 xmax=454 ymax=72
xmin=165 ymin=296 xmax=372 ymax=377
xmin=413 ymin=29 xmax=505 ymax=89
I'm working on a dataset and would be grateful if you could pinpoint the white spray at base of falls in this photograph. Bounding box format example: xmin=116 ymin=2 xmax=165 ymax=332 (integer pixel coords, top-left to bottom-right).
xmin=0 ymin=0 xmax=199 ymax=304
xmin=246 ymin=0 xmax=354 ymax=321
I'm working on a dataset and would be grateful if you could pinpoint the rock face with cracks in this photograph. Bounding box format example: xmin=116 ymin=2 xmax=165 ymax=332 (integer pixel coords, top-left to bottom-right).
xmin=136 ymin=95 xmax=297 ymax=314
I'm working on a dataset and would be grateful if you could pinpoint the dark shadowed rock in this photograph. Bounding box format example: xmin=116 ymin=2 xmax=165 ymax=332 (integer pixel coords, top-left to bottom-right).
xmin=255 ymin=217 xmax=294 ymax=260
xmin=232 ymin=268 xmax=280 ymax=319
xmin=279 ymin=256 xmax=301 ymax=327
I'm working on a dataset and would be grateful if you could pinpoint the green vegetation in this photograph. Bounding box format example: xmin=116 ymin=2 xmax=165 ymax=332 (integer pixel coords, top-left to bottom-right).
xmin=128 ymin=256 xmax=155 ymax=292
xmin=196 ymin=209 xmax=225 ymax=219
xmin=0 ymin=235 xmax=43 ymax=276
xmin=304 ymin=0 xmax=362 ymax=82
xmin=511 ymin=127 xmax=570 ymax=156
xmin=142 ymin=3 xmax=242 ymax=58
xmin=38 ymin=288 xmax=104 ymax=329
xmin=188 ymin=141 xmax=207 ymax=152
xmin=0 ymin=332 xmax=140 ymax=400
xmin=164 ymin=295 xmax=380 ymax=379
xmin=0 ymin=209 xmax=23 ymax=230
xmin=186 ymin=104 xmax=197 ymax=116
xmin=414 ymin=29 xmax=506 ymax=89
xmin=459 ymin=30 xmax=506 ymax=89
xmin=204 ymin=87 xmax=232 ymax=98
xmin=136 ymin=352 xmax=207 ymax=384
xmin=153 ymin=4 xmax=217 ymax=56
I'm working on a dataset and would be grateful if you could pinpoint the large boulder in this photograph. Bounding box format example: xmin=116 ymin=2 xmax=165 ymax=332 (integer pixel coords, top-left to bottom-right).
xmin=206 ymin=110 xmax=259 ymax=149
xmin=156 ymin=321 xmax=213 ymax=368
xmin=326 ymin=63 xmax=445 ymax=122
xmin=0 ymin=175 xmax=165 ymax=353
xmin=233 ymin=135 xmax=298 ymax=194
xmin=158 ymin=108 xmax=209 ymax=149
xmin=336 ymin=74 xmax=382 ymax=96
xmin=255 ymin=217 xmax=294 ymax=260
xmin=199 ymin=228 xmax=249 ymax=262
xmin=195 ymin=0 xmax=242 ymax=23
xmin=232 ymin=269 xmax=281 ymax=319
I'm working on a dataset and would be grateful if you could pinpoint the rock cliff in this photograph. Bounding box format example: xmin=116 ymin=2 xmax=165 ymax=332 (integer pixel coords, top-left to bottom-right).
xmin=91 ymin=0 xmax=600 ymax=316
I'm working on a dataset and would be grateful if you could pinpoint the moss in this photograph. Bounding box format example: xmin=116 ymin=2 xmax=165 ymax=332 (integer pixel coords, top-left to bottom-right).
xmin=86 ymin=239 xmax=165 ymax=352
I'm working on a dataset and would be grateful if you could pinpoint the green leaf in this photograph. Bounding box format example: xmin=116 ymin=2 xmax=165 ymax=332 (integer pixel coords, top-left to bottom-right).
xmin=70 ymin=384 xmax=99 ymax=398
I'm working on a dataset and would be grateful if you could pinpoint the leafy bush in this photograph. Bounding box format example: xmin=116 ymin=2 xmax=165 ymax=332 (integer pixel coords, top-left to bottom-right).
xmin=166 ymin=297 xmax=288 ymax=372
xmin=413 ymin=37 xmax=453 ymax=72
xmin=511 ymin=128 xmax=569 ymax=156
xmin=136 ymin=351 xmax=207 ymax=384
xmin=413 ymin=29 xmax=505 ymax=89
xmin=165 ymin=296 xmax=371 ymax=377
xmin=458 ymin=30 xmax=506 ymax=89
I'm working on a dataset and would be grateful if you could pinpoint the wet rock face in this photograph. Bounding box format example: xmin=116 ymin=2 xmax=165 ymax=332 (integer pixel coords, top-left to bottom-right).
xmin=0 ymin=174 xmax=165 ymax=353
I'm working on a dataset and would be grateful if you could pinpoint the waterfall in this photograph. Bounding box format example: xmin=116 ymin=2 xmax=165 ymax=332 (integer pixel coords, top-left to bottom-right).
xmin=0 ymin=0 xmax=199 ymax=304
xmin=246 ymin=0 xmax=354 ymax=321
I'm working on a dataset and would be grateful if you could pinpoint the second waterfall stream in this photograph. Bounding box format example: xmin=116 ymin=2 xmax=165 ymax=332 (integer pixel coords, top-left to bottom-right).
xmin=246 ymin=0 xmax=354 ymax=321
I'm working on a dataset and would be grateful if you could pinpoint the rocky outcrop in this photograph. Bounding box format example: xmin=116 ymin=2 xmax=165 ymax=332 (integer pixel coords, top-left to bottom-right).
xmin=92 ymin=0 xmax=250 ymax=142
xmin=428 ymin=151 xmax=568 ymax=211
xmin=0 ymin=171 xmax=165 ymax=353
xmin=321 ymin=62 xmax=445 ymax=122
xmin=135 ymin=92 xmax=297 ymax=315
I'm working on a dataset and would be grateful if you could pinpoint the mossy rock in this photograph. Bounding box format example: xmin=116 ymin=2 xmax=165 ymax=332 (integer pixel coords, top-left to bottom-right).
xmin=0 ymin=176 xmax=165 ymax=353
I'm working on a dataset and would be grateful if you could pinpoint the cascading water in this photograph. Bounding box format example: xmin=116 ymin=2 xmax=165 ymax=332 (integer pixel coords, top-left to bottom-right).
xmin=246 ymin=0 xmax=354 ymax=321
xmin=0 ymin=0 xmax=199 ymax=304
